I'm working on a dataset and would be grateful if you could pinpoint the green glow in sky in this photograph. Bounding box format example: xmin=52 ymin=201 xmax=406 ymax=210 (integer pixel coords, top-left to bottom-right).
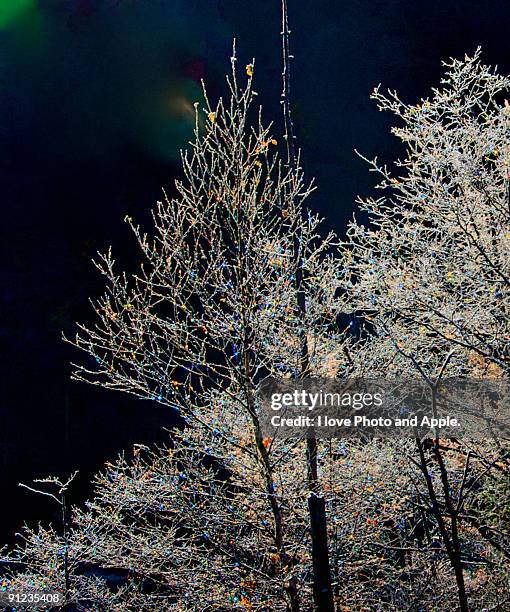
xmin=0 ymin=0 xmax=36 ymax=30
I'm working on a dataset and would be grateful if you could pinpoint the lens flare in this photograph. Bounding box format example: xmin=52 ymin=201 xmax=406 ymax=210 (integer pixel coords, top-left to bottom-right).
xmin=0 ymin=0 xmax=36 ymax=30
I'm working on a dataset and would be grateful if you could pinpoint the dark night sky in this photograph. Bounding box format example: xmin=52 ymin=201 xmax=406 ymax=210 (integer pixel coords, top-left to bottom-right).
xmin=2 ymin=0 xmax=510 ymax=541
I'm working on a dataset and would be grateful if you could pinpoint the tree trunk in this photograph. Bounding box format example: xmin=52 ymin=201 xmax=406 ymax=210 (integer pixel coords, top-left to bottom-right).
xmin=308 ymin=491 xmax=335 ymax=612
xmin=281 ymin=3 xmax=334 ymax=609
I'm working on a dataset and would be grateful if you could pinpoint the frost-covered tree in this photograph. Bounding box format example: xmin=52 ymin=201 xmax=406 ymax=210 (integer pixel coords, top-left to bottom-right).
xmin=7 ymin=433 xmax=506 ymax=609
xmin=342 ymin=49 xmax=510 ymax=611
xmin=61 ymin=41 xmax=345 ymax=609
xmin=5 ymin=43 xmax=510 ymax=612
xmin=345 ymin=48 xmax=510 ymax=376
